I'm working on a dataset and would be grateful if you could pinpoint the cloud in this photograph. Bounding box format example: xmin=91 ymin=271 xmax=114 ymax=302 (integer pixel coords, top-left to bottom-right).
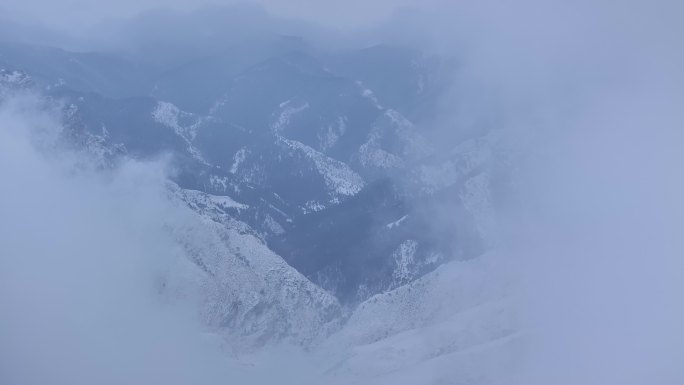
xmin=421 ymin=0 xmax=684 ymax=383
xmin=1 ymin=0 xmax=416 ymax=32
xmin=362 ymin=0 xmax=684 ymax=382
xmin=0 ymin=90 xmax=246 ymax=385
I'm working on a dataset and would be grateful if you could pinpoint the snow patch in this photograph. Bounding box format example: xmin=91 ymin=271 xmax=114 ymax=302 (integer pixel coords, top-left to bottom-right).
xmin=386 ymin=215 xmax=409 ymax=229
xmin=356 ymin=81 xmax=383 ymax=109
xmin=152 ymin=101 xmax=199 ymax=141
xmin=280 ymin=137 xmax=364 ymax=197
xmin=317 ymin=116 xmax=347 ymax=151
xmin=209 ymin=175 xmax=230 ymax=192
xmin=271 ymin=102 xmax=309 ymax=133
xmin=152 ymin=101 xmax=210 ymax=165
xmin=318 ymin=253 xmax=515 ymax=384
xmin=392 ymin=239 xmax=418 ymax=285
xmin=303 ymin=200 xmax=326 ymax=214
xmin=230 ymin=147 xmax=247 ymax=174
xmin=263 ymin=214 xmax=285 ymax=235
xmin=358 ymin=110 xmax=432 ymax=170
xmin=176 ymin=187 xmax=248 ymax=213
xmin=359 ymin=142 xmax=403 ymax=169
xmin=0 ymin=69 xmax=33 ymax=97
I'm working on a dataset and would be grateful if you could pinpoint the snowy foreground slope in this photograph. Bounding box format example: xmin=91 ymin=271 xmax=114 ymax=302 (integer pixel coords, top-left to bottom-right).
xmin=218 ymin=254 xmax=517 ymax=385
xmin=158 ymin=137 xmax=514 ymax=382
xmin=162 ymin=174 xmax=516 ymax=384
xmin=163 ymin=182 xmax=342 ymax=348
xmin=161 ymin=165 xmax=515 ymax=383
xmin=312 ymin=254 xmax=517 ymax=384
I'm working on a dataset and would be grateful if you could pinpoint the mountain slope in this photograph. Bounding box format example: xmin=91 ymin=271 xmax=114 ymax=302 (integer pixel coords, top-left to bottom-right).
xmin=0 ymin=35 xmax=483 ymax=309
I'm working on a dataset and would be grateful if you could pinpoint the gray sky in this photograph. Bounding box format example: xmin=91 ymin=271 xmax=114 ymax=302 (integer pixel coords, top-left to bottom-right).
xmin=2 ymin=0 xmax=419 ymax=29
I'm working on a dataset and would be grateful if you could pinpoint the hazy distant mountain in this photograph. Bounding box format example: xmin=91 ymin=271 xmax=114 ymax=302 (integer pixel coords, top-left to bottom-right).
xmin=0 ymin=28 xmax=493 ymax=308
xmin=0 ymin=6 xmax=495 ymax=319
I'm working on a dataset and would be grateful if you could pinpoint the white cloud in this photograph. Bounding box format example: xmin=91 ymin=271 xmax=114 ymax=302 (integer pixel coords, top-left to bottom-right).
xmin=0 ymin=91 xmax=243 ymax=385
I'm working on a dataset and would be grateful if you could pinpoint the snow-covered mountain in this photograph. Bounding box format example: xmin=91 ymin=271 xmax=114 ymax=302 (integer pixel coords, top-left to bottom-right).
xmin=0 ymin=19 xmax=499 ymax=353
xmin=317 ymin=253 xmax=517 ymax=385
xmin=163 ymin=181 xmax=343 ymax=349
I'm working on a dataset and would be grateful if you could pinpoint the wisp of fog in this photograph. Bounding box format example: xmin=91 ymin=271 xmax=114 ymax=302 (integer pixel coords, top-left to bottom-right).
xmin=0 ymin=92 xmax=250 ymax=385
xmin=434 ymin=0 xmax=684 ymax=383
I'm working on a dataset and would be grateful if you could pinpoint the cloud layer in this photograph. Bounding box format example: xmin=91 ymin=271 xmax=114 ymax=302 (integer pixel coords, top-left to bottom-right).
xmin=0 ymin=91 xmax=244 ymax=385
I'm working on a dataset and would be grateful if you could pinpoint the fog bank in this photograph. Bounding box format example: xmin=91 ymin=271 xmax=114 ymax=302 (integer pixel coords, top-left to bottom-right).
xmin=0 ymin=92 xmax=245 ymax=385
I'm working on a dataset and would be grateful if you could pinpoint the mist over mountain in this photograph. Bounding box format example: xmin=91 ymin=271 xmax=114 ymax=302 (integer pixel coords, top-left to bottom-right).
xmin=1 ymin=1 xmax=682 ymax=384
xmin=1 ymin=7 xmax=481 ymax=305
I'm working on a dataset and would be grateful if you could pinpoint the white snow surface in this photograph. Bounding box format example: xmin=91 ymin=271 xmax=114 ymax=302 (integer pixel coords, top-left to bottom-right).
xmin=271 ymin=101 xmax=309 ymax=133
xmin=391 ymin=239 xmax=419 ymax=285
xmin=175 ymin=187 xmax=248 ymax=213
xmin=152 ymin=101 xmax=210 ymax=165
xmin=313 ymin=253 xmax=517 ymax=384
xmin=356 ymin=81 xmax=383 ymax=109
xmin=164 ymin=183 xmax=342 ymax=349
xmin=230 ymin=147 xmax=248 ymax=174
xmin=280 ymin=136 xmax=364 ymax=197
xmin=318 ymin=116 xmax=347 ymax=151
xmin=358 ymin=110 xmax=433 ymax=170
xmin=303 ymin=200 xmax=326 ymax=214
xmin=220 ymin=254 xmax=516 ymax=385
xmin=386 ymin=214 xmax=409 ymax=229
xmin=0 ymin=69 xmax=33 ymax=92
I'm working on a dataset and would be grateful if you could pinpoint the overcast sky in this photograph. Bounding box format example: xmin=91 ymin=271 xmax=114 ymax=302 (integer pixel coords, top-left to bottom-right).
xmin=1 ymin=0 xmax=420 ymax=30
